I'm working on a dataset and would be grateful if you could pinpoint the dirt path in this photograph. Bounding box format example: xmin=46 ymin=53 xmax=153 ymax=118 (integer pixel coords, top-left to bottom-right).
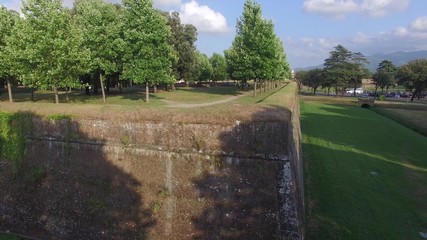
xmin=162 ymin=93 xmax=247 ymax=108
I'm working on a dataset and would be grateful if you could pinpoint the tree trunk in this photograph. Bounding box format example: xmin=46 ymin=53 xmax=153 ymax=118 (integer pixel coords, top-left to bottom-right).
xmin=100 ymin=72 xmax=106 ymax=103
xmin=154 ymin=85 xmax=157 ymax=94
xmin=6 ymin=78 xmax=13 ymax=103
xmin=65 ymin=87 xmax=69 ymax=102
xmin=54 ymin=86 xmax=59 ymax=104
xmin=374 ymin=86 xmax=379 ymax=99
xmin=129 ymin=79 xmax=133 ymax=87
xmin=119 ymin=82 xmax=123 ymax=94
xmin=31 ymin=88 xmax=35 ymax=102
xmin=410 ymin=93 xmax=416 ymax=102
xmin=172 ymin=84 xmax=176 ymax=91
xmin=145 ymin=82 xmax=149 ymax=102
xmin=254 ymin=79 xmax=257 ymax=97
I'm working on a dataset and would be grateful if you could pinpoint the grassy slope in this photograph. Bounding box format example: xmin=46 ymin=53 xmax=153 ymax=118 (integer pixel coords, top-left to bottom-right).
xmin=301 ymin=100 xmax=427 ymax=240
xmin=372 ymin=108 xmax=427 ymax=137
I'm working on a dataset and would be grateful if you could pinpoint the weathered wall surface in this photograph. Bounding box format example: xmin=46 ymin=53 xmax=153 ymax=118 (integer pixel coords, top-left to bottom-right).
xmin=31 ymin=117 xmax=288 ymax=158
xmin=1 ymin=109 xmax=295 ymax=239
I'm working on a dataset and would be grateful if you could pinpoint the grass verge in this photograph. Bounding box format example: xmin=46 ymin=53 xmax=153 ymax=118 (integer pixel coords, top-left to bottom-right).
xmin=301 ymin=100 xmax=427 ymax=240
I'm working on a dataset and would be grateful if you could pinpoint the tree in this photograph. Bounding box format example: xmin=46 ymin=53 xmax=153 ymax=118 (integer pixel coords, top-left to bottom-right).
xmin=0 ymin=7 xmax=20 ymax=103
xmin=165 ymin=11 xmax=197 ymax=83
xmin=195 ymin=52 xmax=213 ymax=82
xmin=225 ymin=0 xmax=290 ymax=91
xmin=323 ymin=44 xmax=367 ymax=96
xmin=301 ymin=68 xmax=323 ymax=95
xmin=372 ymin=60 xmax=397 ymax=97
xmin=210 ymin=53 xmax=228 ymax=82
xmin=294 ymin=70 xmax=307 ymax=93
xmin=122 ymin=0 xmax=176 ymax=102
xmin=348 ymin=52 xmax=369 ymax=96
xmin=14 ymin=0 xmax=89 ymax=104
xmin=396 ymin=59 xmax=427 ymax=101
xmin=73 ymin=0 xmax=124 ymax=102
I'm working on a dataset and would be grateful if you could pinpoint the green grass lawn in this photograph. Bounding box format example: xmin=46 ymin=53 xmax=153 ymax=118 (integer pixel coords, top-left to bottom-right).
xmin=301 ymin=100 xmax=427 ymax=240
xmin=372 ymin=108 xmax=427 ymax=137
xmin=1 ymin=85 xmax=245 ymax=106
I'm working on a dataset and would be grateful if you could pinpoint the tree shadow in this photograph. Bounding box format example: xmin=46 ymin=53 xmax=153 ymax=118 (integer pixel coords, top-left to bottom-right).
xmin=0 ymin=112 xmax=155 ymax=239
xmin=191 ymin=106 xmax=292 ymax=239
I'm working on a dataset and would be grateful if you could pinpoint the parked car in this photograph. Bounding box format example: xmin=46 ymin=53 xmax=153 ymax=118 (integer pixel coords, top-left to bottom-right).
xmin=346 ymin=88 xmax=363 ymax=94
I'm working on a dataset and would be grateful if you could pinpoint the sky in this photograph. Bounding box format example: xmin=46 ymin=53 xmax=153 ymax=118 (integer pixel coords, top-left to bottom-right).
xmin=1 ymin=0 xmax=427 ymax=69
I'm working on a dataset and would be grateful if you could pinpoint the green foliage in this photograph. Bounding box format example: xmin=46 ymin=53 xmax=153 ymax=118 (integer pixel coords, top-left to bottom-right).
xmin=300 ymin=68 xmax=323 ymax=94
xmin=165 ymin=11 xmax=198 ymax=82
xmin=225 ymin=0 xmax=290 ymax=86
xmin=210 ymin=53 xmax=228 ymax=81
xmin=45 ymin=114 xmax=72 ymax=121
xmin=89 ymin=196 xmax=107 ymax=215
xmin=0 ymin=112 xmax=32 ymax=175
xmin=396 ymin=59 xmax=427 ymax=101
xmin=195 ymin=52 xmax=213 ymax=82
xmin=122 ymin=0 xmax=176 ymax=101
xmin=372 ymin=60 xmax=397 ymax=93
xmin=120 ymin=133 xmax=130 ymax=146
xmin=151 ymin=202 xmax=161 ymax=213
xmin=323 ymin=45 xmax=369 ymax=95
xmin=26 ymin=166 xmax=45 ymax=182
xmin=12 ymin=0 xmax=90 ymax=103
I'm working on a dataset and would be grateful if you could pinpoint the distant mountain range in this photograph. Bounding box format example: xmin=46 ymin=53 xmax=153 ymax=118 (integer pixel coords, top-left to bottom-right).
xmin=296 ymin=50 xmax=427 ymax=73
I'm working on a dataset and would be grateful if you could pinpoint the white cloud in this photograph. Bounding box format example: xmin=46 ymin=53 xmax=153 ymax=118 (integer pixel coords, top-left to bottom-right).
xmin=302 ymin=0 xmax=410 ymax=19
xmin=361 ymin=0 xmax=409 ymax=17
xmin=302 ymin=0 xmax=359 ymax=19
xmin=283 ymin=36 xmax=339 ymax=68
xmin=179 ymin=0 xmax=229 ymax=34
xmin=285 ymin=16 xmax=427 ymax=68
xmin=409 ymin=16 xmax=427 ymax=32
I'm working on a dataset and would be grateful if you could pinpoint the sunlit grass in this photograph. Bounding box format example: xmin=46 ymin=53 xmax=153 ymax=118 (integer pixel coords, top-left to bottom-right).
xmin=301 ymin=100 xmax=427 ymax=240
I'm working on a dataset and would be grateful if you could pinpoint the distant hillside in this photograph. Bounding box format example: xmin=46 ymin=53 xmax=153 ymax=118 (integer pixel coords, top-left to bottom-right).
xmin=366 ymin=50 xmax=427 ymax=72
xmin=296 ymin=50 xmax=427 ymax=73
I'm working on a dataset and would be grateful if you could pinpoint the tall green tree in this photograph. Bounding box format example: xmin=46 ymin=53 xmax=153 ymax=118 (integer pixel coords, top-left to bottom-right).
xmin=210 ymin=53 xmax=228 ymax=82
xmin=122 ymin=0 xmax=176 ymax=102
xmin=323 ymin=44 xmax=354 ymax=96
xmin=73 ymin=0 xmax=124 ymax=102
xmin=165 ymin=11 xmax=197 ymax=83
xmin=225 ymin=0 xmax=290 ymax=91
xmin=195 ymin=52 xmax=213 ymax=82
xmin=372 ymin=60 xmax=397 ymax=96
xmin=294 ymin=70 xmax=307 ymax=93
xmin=396 ymin=59 xmax=427 ymax=101
xmin=301 ymin=68 xmax=324 ymax=95
xmin=14 ymin=0 xmax=89 ymax=103
xmin=348 ymin=52 xmax=369 ymax=96
xmin=0 ymin=7 xmax=20 ymax=103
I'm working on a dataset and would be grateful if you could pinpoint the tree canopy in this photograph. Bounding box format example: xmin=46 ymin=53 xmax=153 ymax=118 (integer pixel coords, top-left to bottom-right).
xmin=225 ymin=0 xmax=290 ymax=88
xmin=396 ymin=59 xmax=427 ymax=101
xmin=122 ymin=0 xmax=176 ymax=102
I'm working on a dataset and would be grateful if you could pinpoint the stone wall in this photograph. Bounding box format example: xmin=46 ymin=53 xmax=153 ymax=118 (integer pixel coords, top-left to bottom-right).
xmin=1 ymin=108 xmax=298 ymax=239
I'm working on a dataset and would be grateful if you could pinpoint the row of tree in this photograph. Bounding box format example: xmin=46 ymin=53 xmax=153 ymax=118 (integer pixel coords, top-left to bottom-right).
xmin=0 ymin=0 xmax=201 ymax=103
xmin=0 ymin=0 xmax=291 ymax=104
xmin=295 ymin=44 xmax=427 ymax=101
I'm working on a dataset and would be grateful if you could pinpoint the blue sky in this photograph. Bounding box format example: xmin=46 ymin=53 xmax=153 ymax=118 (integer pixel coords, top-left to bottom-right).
xmin=2 ymin=0 xmax=427 ymax=69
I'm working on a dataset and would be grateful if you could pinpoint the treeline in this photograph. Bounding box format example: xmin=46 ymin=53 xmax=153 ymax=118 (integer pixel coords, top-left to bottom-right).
xmin=295 ymin=44 xmax=427 ymax=102
xmin=0 ymin=0 xmax=291 ymax=103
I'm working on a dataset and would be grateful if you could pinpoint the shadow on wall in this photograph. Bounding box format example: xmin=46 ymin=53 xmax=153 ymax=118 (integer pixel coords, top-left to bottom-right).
xmin=191 ymin=106 xmax=291 ymax=239
xmin=0 ymin=112 xmax=155 ymax=239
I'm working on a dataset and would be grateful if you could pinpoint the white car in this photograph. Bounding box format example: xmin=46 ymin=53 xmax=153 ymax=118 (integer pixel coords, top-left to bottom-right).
xmin=346 ymin=88 xmax=363 ymax=94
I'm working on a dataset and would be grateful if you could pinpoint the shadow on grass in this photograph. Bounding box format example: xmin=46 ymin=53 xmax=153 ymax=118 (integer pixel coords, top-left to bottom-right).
xmin=0 ymin=112 xmax=155 ymax=239
xmin=301 ymin=101 xmax=427 ymax=239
